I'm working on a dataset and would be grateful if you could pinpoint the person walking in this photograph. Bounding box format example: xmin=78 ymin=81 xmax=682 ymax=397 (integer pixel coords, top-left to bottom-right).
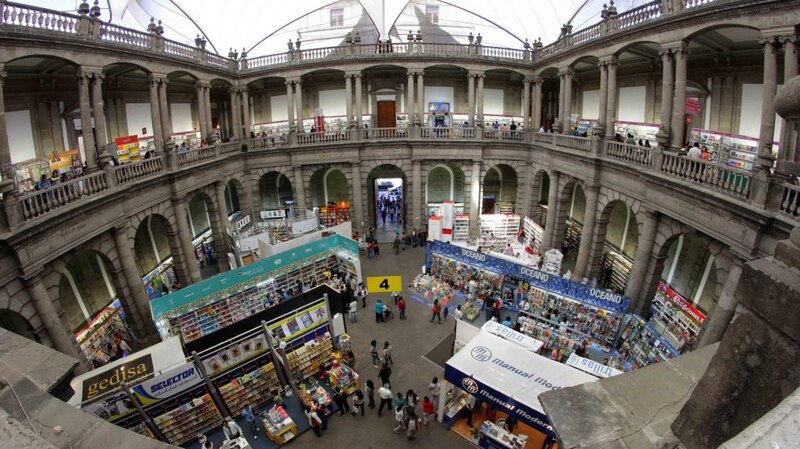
xmin=313 ymin=400 xmax=328 ymax=430
xmin=378 ymin=361 xmax=392 ymax=386
xmin=430 ymin=299 xmax=442 ymax=323
xmin=222 ymin=416 xmax=243 ymax=440
xmin=333 ymin=388 xmax=351 ymax=416
xmin=383 ymin=341 xmax=394 ymax=365
xmin=242 ymin=402 xmax=259 ymax=439
xmin=442 ymin=295 xmax=450 ymax=321
xmin=358 ymin=283 xmax=367 ymax=308
xmin=393 ymin=404 xmax=405 ymax=433
xmin=366 ymin=379 xmax=376 ymax=409
xmin=422 ymin=396 xmax=435 ymax=425
xmin=349 ymin=297 xmax=358 ymax=323
xmin=398 ymin=296 xmax=406 ymax=320
xmin=391 ymin=290 xmax=400 ymax=304
xmin=393 ymin=236 xmax=401 ymax=255
xmin=353 ymin=389 xmax=365 ymax=416
xmin=370 ymin=339 xmax=381 ymax=368
xmin=375 ymin=299 xmax=385 ymax=323
xmin=428 ymin=377 xmax=441 ymax=408
xmin=305 ymin=405 xmax=322 ymax=437
xmin=406 ymin=410 xmax=419 ymax=440
xmin=378 ymin=383 xmax=393 ymax=416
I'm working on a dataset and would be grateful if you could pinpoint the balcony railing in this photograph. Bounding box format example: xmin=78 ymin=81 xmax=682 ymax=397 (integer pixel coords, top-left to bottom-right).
xmin=219 ymin=141 xmax=240 ymax=155
xmin=421 ymin=127 xmax=477 ymax=139
xmin=554 ymin=134 xmax=591 ymax=152
xmin=20 ymin=171 xmax=108 ymax=220
xmin=482 ymin=129 xmax=525 ymax=142
xmin=114 ymin=157 xmax=163 ymax=184
xmin=177 ymin=146 xmax=216 ymax=167
xmin=98 ymin=22 xmax=149 ymax=48
xmin=605 ymin=141 xmax=653 ymax=167
xmin=780 ymin=182 xmax=800 ymax=217
xmin=533 ymin=132 xmax=555 ymax=145
xmin=660 ymin=152 xmax=751 ymax=198
xmin=296 ymin=131 xmax=351 ymax=145
xmin=362 ymin=127 xmax=408 ymax=140
xmin=0 ymin=2 xmax=78 ymax=34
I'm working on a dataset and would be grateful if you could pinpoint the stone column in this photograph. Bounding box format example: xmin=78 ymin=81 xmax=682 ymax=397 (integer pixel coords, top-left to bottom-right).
xmin=294 ymin=81 xmax=303 ymax=132
xmin=147 ymin=76 xmax=163 ymax=153
xmin=112 ymin=225 xmax=158 ymax=338
xmin=522 ymin=79 xmax=531 ymax=128
xmin=476 ymin=74 xmax=485 ymax=127
xmin=78 ymin=69 xmax=98 ymax=170
xmin=605 ymin=57 xmax=618 ymax=139
xmin=573 ymin=186 xmax=599 ymax=279
xmin=670 ymin=44 xmax=688 ymax=149
xmin=779 ymin=35 xmax=799 ymax=169
xmin=344 ymin=75 xmax=353 ymax=126
xmin=158 ymin=77 xmax=172 ymax=143
xmin=562 ymin=69 xmax=574 ymax=133
xmin=417 ymin=71 xmax=425 ymax=125
xmin=293 ymin=166 xmax=306 ymax=212
xmin=286 ymin=81 xmax=295 ymax=132
xmin=467 ymin=73 xmax=475 ymax=126
xmin=556 ymin=72 xmax=565 ymax=133
xmin=172 ymin=198 xmax=202 ymax=284
xmin=698 ymin=255 xmax=744 ymax=347
xmin=203 ymin=83 xmax=213 ymax=136
xmin=90 ymin=72 xmax=109 ymax=160
xmin=213 ymin=181 xmax=232 ymax=272
xmin=597 ymin=58 xmax=609 ymax=135
xmin=196 ymin=82 xmax=208 ymax=140
xmin=657 ymin=49 xmax=674 ymax=145
xmin=229 ymin=88 xmax=241 ymax=140
xmin=24 ymin=274 xmax=87 ymax=365
xmin=351 ymin=162 xmax=363 ymax=228
xmin=0 ymin=70 xmax=15 ymax=188
xmin=541 ymin=171 xmax=560 ymax=251
xmin=517 ymin=163 xmax=534 ymax=218
xmin=533 ymin=76 xmax=543 ymax=131
xmin=406 ymin=72 xmax=415 ymax=123
xmin=412 ymin=160 xmax=422 ymax=229
xmin=624 ymin=208 xmax=659 ymax=304
xmin=757 ymin=35 xmax=779 ymax=168
xmin=354 ymin=74 xmax=363 ymax=128
xmin=50 ymin=100 xmax=65 ymax=151
xmin=241 ymin=87 xmax=251 ymax=136
xmin=469 ymin=160 xmax=481 ymax=236
xmin=115 ymin=94 xmax=128 ymax=136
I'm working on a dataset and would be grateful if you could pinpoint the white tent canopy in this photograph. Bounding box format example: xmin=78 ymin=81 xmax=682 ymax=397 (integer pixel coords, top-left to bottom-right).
xmin=444 ymin=329 xmax=596 ymax=436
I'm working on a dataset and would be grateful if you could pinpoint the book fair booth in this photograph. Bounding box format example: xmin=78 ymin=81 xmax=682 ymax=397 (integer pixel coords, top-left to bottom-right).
xmin=67 ymin=234 xmax=360 ymax=448
xmin=441 ymin=321 xmax=597 ymax=449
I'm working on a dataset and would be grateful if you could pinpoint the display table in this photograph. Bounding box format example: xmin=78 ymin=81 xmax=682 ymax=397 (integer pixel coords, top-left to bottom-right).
xmin=479 ymin=420 xmax=529 ymax=449
xmin=298 ymin=381 xmax=333 ymax=410
xmin=328 ymin=364 xmax=360 ymax=395
xmin=220 ymin=437 xmax=250 ymax=449
xmin=261 ymin=405 xmax=297 ymax=444
xmin=441 ymin=390 xmax=468 ymax=429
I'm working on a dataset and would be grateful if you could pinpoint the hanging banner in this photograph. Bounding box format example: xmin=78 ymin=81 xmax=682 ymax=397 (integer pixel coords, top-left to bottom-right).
xmin=426 ymin=241 xmax=630 ymax=313
xmin=657 ymin=281 xmax=707 ymax=324
xmin=132 ymin=362 xmax=203 ymax=405
xmin=565 ymin=353 xmax=623 ymax=378
xmin=481 ymin=320 xmax=544 ymax=353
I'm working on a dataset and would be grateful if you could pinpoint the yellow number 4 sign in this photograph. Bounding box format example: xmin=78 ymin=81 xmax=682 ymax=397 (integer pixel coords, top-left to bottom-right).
xmin=367 ymin=276 xmax=402 ymax=292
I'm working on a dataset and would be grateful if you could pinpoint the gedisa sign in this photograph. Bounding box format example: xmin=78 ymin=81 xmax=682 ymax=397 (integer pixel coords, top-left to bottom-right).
xmin=82 ymin=354 xmax=154 ymax=400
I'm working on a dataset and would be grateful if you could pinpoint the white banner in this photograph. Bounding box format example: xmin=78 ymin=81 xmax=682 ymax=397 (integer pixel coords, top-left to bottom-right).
xmin=132 ymin=362 xmax=203 ymax=401
xmin=565 ymin=353 xmax=623 ymax=378
xmin=291 ymin=215 xmax=318 ymax=235
xmin=481 ymin=320 xmax=544 ymax=353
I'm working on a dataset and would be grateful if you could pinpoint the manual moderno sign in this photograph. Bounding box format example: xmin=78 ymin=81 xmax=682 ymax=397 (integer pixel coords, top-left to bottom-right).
xmin=444 ymin=329 xmax=597 ymax=437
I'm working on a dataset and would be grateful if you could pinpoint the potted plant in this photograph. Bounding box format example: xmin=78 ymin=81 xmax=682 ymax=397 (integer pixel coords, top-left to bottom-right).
xmin=470 ymin=426 xmax=481 ymax=443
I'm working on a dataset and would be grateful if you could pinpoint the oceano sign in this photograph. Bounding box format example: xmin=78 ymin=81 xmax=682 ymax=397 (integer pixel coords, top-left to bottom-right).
xmin=519 ymin=266 xmax=550 ymax=283
xmin=589 ymin=288 xmax=624 ymax=305
xmin=460 ymin=248 xmax=486 ymax=262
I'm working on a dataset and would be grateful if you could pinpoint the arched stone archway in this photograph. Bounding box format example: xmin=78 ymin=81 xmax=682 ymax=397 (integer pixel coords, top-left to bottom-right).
xmin=532 ymin=170 xmax=551 ymax=227
xmin=259 ymin=171 xmax=294 ymax=210
xmin=309 ymin=167 xmax=350 ymax=208
xmin=482 ymin=164 xmax=518 ymax=213
xmin=425 ymin=163 xmax=466 ymax=211
xmin=0 ymin=309 xmax=40 ymax=343
xmin=133 ymin=214 xmax=182 ymax=297
xmin=185 ymin=191 xmax=221 ymax=279
xmin=225 ymin=179 xmax=244 ymax=215
xmin=366 ymin=163 xmax=407 ymax=242
xmin=588 ymin=200 xmax=640 ymax=292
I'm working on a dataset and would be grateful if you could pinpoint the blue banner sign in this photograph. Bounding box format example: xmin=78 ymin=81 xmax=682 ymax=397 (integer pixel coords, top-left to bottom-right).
xmin=425 ymin=241 xmax=630 ymax=313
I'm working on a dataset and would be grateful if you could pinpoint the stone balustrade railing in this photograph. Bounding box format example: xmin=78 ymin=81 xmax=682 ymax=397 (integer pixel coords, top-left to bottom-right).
xmin=482 ymin=129 xmax=525 ymax=142
xmin=660 ymin=152 xmax=751 ymax=198
xmin=421 ymin=127 xmax=478 ymax=139
xmin=218 ymin=141 xmax=241 ymax=155
xmin=177 ymin=146 xmax=216 ymax=167
xmin=605 ymin=141 xmax=653 ymax=166
xmin=114 ymin=156 xmax=163 ymax=183
xmin=0 ymin=1 xmax=78 ymax=33
xmin=780 ymin=182 xmax=800 ymax=217
xmin=295 ymin=131 xmax=351 ymax=145
xmin=98 ymin=21 xmax=149 ymax=48
xmin=554 ymin=134 xmax=592 ymax=152
xmin=20 ymin=171 xmax=108 ymax=220
xmin=616 ymin=1 xmax=664 ymax=31
xmin=533 ymin=132 xmax=555 ymax=145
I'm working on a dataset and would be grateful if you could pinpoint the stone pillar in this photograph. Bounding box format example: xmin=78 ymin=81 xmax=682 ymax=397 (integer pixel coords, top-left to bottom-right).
xmin=351 ymin=162 xmax=364 ymax=228
xmin=417 ymin=71 xmax=425 ymax=125
xmin=469 ymin=160 xmax=481 ymax=236
xmin=533 ymin=76 xmax=543 ymax=131
xmin=0 ymin=70 xmax=15 ymax=188
xmin=624 ymin=209 xmax=659 ymax=304
xmin=596 ymin=58 xmax=609 ymax=136
xmin=285 ymin=82 xmax=295 ymax=132
xmin=24 ymin=274 xmax=87 ymax=366
xmin=757 ymin=35 xmax=780 ymax=168
xmin=406 ymin=72 xmax=415 ymax=124
xmin=241 ymin=87 xmax=251 ymax=136
xmin=148 ymin=75 xmax=163 ymax=153
xmin=522 ymin=79 xmax=531 ymax=129
xmin=112 ymin=225 xmax=159 ymax=338
xmin=670 ymin=44 xmax=688 ymax=149
xmin=517 ymin=163 xmax=534 ymax=218
xmin=196 ymin=82 xmax=208 ymax=140
xmin=172 ymin=198 xmax=202 ymax=284
xmin=294 ymin=81 xmax=303 ymax=132
xmin=158 ymin=77 xmax=172 ymax=142
xmin=467 ymin=73 xmax=475 ymax=126
xmin=476 ymin=74 xmax=485 ymax=127
xmin=605 ymin=57 xmax=618 ymax=139
xmin=354 ymin=74 xmax=363 ymax=128
xmin=656 ymin=48 xmax=674 ymax=145
xmin=229 ymin=88 xmax=240 ymax=140
xmin=50 ymin=100 xmax=65 ymax=151
xmin=78 ymin=69 xmax=98 ymax=171
xmin=90 ymin=72 xmax=109 ymax=161
xmin=561 ymin=69 xmax=574 ymax=133
xmin=778 ymin=35 xmax=799 ymax=170
xmin=115 ymin=94 xmax=128 ymax=136
xmin=213 ymin=181 xmax=232 ymax=272
xmin=293 ymin=166 xmax=306 ymax=212
xmin=698 ymin=255 xmax=744 ymax=347
xmin=573 ymin=186 xmax=599 ymax=279
xmin=556 ymin=72 xmax=565 ymax=133
xmin=344 ymin=75 xmax=353 ymax=126
xmin=412 ymin=160 xmax=422 ymax=229
xmin=203 ymin=83 xmax=213 ymax=136
xmin=783 ymin=34 xmax=799 ymax=80
xmin=542 ymin=171 xmax=560 ymax=251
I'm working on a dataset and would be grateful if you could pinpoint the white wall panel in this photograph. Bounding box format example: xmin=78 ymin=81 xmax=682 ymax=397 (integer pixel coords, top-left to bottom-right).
xmin=617 ymin=86 xmax=646 ymax=122
xmin=270 ymin=95 xmax=288 ymax=122
xmin=484 ymin=88 xmax=504 ymax=114
xmin=424 ymin=86 xmax=455 ymax=112
xmin=318 ymin=89 xmax=346 ymax=116
xmin=125 ymin=103 xmax=154 ymax=137
xmin=7 ymin=110 xmax=36 ymax=162
xmin=740 ymin=83 xmax=783 ymax=142
xmin=170 ymin=103 xmax=193 ymax=133
xmin=582 ymin=89 xmax=600 ymax=120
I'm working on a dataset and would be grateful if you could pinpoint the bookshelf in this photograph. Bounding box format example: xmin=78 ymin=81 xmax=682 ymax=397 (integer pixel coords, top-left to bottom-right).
xmin=319 ymin=206 xmax=350 ymax=227
xmin=617 ymin=317 xmax=678 ymax=370
xmin=286 ymin=332 xmax=334 ymax=383
xmin=150 ymin=390 xmax=223 ymax=445
xmin=215 ymin=356 xmax=280 ymax=417
xmin=535 ymin=204 xmax=548 ymax=228
xmin=523 ymin=216 xmax=544 ymax=250
xmin=452 ymin=214 xmax=470 ymax=242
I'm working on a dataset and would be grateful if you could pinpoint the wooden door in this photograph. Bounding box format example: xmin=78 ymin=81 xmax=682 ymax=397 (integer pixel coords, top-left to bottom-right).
xmin=376 ymin=101 xmax=396 ymax=128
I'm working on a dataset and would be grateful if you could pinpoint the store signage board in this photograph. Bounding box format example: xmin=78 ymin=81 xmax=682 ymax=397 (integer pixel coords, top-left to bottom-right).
xmin=481 ymin=321 xmax=543 ymax=353
xmin=444 ymin=330 xmax=596 ymax=437
xmin=150 ymin=234 xmax=358 ymax=319
xmin=132 ymin=362 xmax=203 ymax=404
xmin=366 ymin=276 xmax=402 ymax=293
xmin=261 ymin=209 xmax=286 ymax=219
xmin=657 ymin=281 xmax=707 ymax=324
xmin=565 ymin=353 xmax=623 ymax=378
xmin=425 ymin=241 xmax=630 ymax=313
